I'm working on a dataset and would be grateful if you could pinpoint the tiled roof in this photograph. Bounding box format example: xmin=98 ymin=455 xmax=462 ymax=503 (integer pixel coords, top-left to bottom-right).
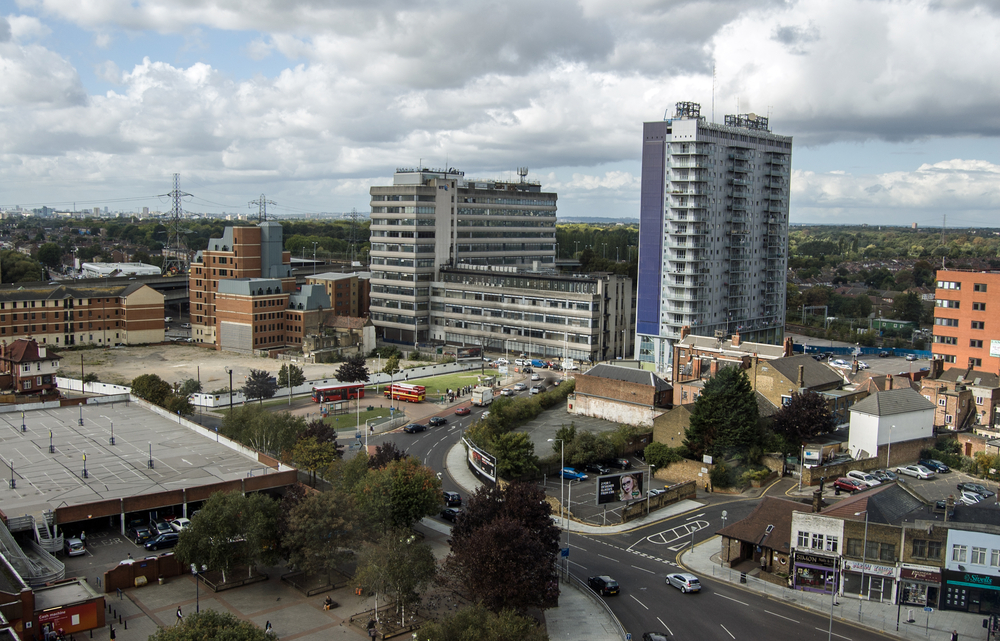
xmin=678 ymin=334 xmax=787 ymax=358
xmin=850 ymin=387 xmax=935 ymax=417
xmin=767 ymin=354 xmax=844 ymax=389
xmin=821 ymin=483 xmax=927 ymax=525
xmin=717 ymin=497 xmax=811 ymax=551
xmin=937 ymin=368 xmax=1000 ymax=388
xmin=324 ymin=316 xmax=369 ymax=330
xmin=0 ymin=282 xmax=142 ymax=302
xmin=581 ymin=364 xmax=671 ymax=392
xmin=0 ymin=338 xmax=62 ymax=363
xmin=756 ymin=391 xmax=779 ymax=417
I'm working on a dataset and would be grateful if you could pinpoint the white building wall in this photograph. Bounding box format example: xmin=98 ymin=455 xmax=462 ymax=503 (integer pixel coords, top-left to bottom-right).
xmin=848 ymin=409 xmax=934 ymax=459
xmin=790 ymin=513 xmax=845 ymax=556
xmin=945 ymin=529 xmax=1000 ymax=577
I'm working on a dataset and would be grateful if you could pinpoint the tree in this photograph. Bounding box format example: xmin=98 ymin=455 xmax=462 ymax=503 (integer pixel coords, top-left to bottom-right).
xmin=163 ymin=393 xmax=194 ymax=416
xmin=419 ymin=604 xmax=548 ymax=641
xmin=566 ymin=430 xmax=615 ymax=466
xmin=288 ymin=437 xmax=342 ymax=486
xmin=36 ymin=243 xmax=62 ymax=269
xmin=449 ymin=482 xmax=560 ymax=613
xmin=148 ymin=610 xmax=270 ymax=641
xmin=354 ymin=529 xmax=437 ymax=623
xmin=243 ymin=369 xmax=277 ymax=404
xmin=491 ymin=432 xmax=538 ymax=478
xmin=336 ymin=354 xmax=370 ymax=383
xmin=178 ymin=378 xmax=202 ymax=396
xmin=175 ymin=491 xmax=280 ymax=583
xmin=770 ymin=391 xmax=838 ymax=460
xmin=283 ymin=489 xmax=362 ymax=576
xmin=278 ymin=363 xmax=306 ymax=389
xmin=890 ymin=291 xmax=924 ymax=323
xmin=0 ymin=250 xmax=43 ymax=283
xmin=220 ymin=405 xmax=305 ymax=456
xmin=684 ymin=366 xmax=761 ymax=459
xmin=82 ymin=372 xmax=99 ymax=384
xmin=355 ymin=457 xmax=441 ymax=533
xmin=367 ymin=441 xmax=408 ymax=469
xmin=131 ymin=373 xmax=173 ymax=406
xmin=382 ymin=354 xmax=400 ymax=378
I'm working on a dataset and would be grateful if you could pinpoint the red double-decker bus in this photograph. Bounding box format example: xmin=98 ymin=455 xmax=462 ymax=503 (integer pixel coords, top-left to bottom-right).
xmin=311 ymin=383 xmax=366 ymax=403
xmin=383 ymin=383 xmax=426 ymax=403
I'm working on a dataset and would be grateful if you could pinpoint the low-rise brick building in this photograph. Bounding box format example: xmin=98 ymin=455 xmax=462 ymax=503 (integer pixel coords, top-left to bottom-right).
xmin=0 ymin=338 xmax=62 ymax=395
xmin=571 ymin=364 xmax=671 ymax=427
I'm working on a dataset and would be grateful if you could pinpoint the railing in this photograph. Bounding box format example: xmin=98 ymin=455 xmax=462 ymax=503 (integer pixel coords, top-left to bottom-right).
xmin=565 ymin=573 xmax=628 ymax=641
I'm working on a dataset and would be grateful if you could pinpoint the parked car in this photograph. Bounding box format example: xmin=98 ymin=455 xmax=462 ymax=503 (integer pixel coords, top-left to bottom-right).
xmin=454 ymin=406 xmax=471 ymax=416
xmin=553 ymin=379 xmax=561 ymax=386
xmin=958 ymin=482 xmax=996 ymax=498
xmin=857 ymin=361 xmax=870 ymax=370
xmin=439 ymin=508 xmax=462 ymax=522
xmin=443 ymin=491 xmax=462 ymax=507
xmin=587 ymin=575 xmax=620 ymax=596
xmin=919 ymin=459 xmax=950 ymax=473
xmin=150 ymin=520 xmax=172 ymax=535
xmin=896 ymin=464 xmax=935 ymax=479
xmin=403 ymin=423 xmax=427 ymax=433
xmin=64 ymin=537 xmax=86 ymax=557
xmin=427 ymin=416 xmax=448 ymax=427
xmin=169 ymin=517 xmax=192 ymax=532
xmin=495 ymin=358 xmax=509 ymax=365
xmin=560 ymin=468 xmax=588 ymax=481
xmin=665 ymin=572 xmax=701 ymax=593
xmin=144 ymin=532 xmax=179 ymax=551
xmin=846 ymin=470 xmax=882 ymax=487
xmin=606 ymin=458 xmax=632 ymax=470
xmin=871 ymin=469 xmax=898 ymax=482
xmin=513 ymin=382 xmax=527 ymax=391
xmin=832 ymin=359 xmax=849 ymax=368
xmin=959 ymin=491 xmax=984 ymax=506
xmin=906 ymin=353 xmax=918 ymax=361
xmin=181 ymin=323 xmax=191 ymax=329
xmin=833 ymin=477 xmax=866 ymax=493
xmin=128 ymin=525 xmax=154 ymax=544
xmin=878 ymin=351 xmax=891 ymax=358
xmin=584 ymin=463 xmax=611 ymax=475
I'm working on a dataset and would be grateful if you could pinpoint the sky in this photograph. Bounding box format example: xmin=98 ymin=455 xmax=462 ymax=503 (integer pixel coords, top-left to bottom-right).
xmin=0 ymin=0 xmax=999 ymax=226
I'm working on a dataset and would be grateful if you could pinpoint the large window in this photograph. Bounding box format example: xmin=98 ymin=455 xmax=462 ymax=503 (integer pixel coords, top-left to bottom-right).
xmin=797 ymin=531 xmax=810 ymax=548
xmin=953 ymin=545 xmax=968 ymax=563
xmin=912 ymin=539 xmax=941 ymax=559
xmin=973 ymin=547 xmax=988 ymax=565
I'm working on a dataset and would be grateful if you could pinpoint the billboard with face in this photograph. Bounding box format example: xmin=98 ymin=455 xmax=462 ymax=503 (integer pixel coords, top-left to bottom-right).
xmin=596 ymin=471 xmax=644 ymax=505
xmin=464 ymin=437 xmax=496 ymax=483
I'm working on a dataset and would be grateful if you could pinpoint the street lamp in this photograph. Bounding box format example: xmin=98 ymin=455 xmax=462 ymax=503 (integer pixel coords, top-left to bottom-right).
xmin=225 ymin=367 xmax=233 ymax=416
xmin=647 ymin=465 xmax=656 ymax=515
xmin=147 ymin=442 xmax=154 ymax=469
xmin=191 ymin=563 xmax=207 ymax=613
xmin=8 ymin=457 xmax=14 ymax=489
xmin=312 ymin=242 xmax=318 ymax=275
xmin=548 ymin=438 xmax=565 ymax=535
xmin=365 ymin=417 xmax=382 ymax=450
xmin=721 ymin=510 xmax=728 ymax=566
xmin=855 ymin=510 xmax=869 ymax=614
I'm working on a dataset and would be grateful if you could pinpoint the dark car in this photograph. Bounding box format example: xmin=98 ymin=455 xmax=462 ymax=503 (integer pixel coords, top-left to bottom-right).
xmin=440 ymin=508 xmax=462 ymax=522
xmin=403 ymin=423 xmax=427 ymax=433
xmin=878 ymin=351 xmax=891 ymax=358
xmin=443 ymin=491 xmax=462 ymax=507
xmin=958 ymin=482 xmax=996 ymax=498
xmin=128 ymin=525 xmax=154 ymax=544
xmin=144 ymin=532 xmax=179 ymax=551
xmin=606 ymin=458 xmax=632 ymax=470
xmin=454 ymin=407 xmax=471 ymax=416
xmin=920 ymin=459 xmax=950 ymax=473
xmin=871 ymin=469 xmax=898 ymax=482
xmin=587 ymin=575 xmax=620 ymax=596
xmin=642 ymin=634 xmax=669 ymax=641
xmin=427 ymin=416 xmax=448 ymax=427
xmin=833 ymin=477 xmax=865 ymax=493
xmin=584 ymin=463 xmax=612 ymax=475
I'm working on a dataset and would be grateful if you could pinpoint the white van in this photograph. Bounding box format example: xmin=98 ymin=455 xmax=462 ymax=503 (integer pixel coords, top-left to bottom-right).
xmin=846 ymin=470 xmax=881 ymax=487
xmin=164 ymin=316 xmax=173 ymax=323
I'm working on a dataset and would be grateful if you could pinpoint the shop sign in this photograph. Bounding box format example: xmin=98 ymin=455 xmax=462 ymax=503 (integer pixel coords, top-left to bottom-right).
xmin=795 ymin=552 xmax=836 ymax=567
xmin=943 ymin=569 xmax=1000 ymax=591
xmin=901 ymin=567 xmax=941 ymax=583
xmin=844 ymin=559 xmax=897 ymax=578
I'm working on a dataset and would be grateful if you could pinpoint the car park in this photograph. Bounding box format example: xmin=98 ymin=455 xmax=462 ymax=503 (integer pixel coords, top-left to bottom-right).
xmin=958 ymin=482 xmax=995 ymax=498
xmin=607 ymin=458 xmax=632 ymax=470
xmin=666 ymin=572 xmax=701 ymax=593
xmin=454 ymin=406 xmax=471 ymax=416
xmin=443 ymin=491 xmax=462 ymax=507
xmin=920 ymin=459 xmax=950 ymax=473
xmin=833 ymin=477 xmax=866 ymax=493
xmin=871 ymin=469 xmax=898 ymax=482
xmin=896 ymin=464 xmax=935 ymax=479
xmin=584 ymin=463 xmax=611 ymax=475
xmin=428 ymin=416 xmax=448 ymax=427
xmin=403 ymin=423 xmax=427 ymax=433
xmin=959 ymin=491 xmax=984 ymax=506
xmin=513 ymin=382 xmax=527 ymax=391
xmin=144 ymin=532 xmax=179 ymax=551
xmin=560 ymin=468 xmax=588 ymax=481
xmin=128 ymin=525 xmax=154 ymax=544
xmin=440 ymin=507 xmax=462 ymax=522
xmin=587 ymin=575 xmax=620 ymax=596
xmin=846 ymin=470 xmax=881 ymax=487
xmin=170 ymin=517 xmax=191 ymax=532
xmin=64 ymin=537 xmax=86 ymax=556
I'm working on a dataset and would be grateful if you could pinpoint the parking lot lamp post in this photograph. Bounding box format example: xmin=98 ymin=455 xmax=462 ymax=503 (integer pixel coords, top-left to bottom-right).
xmin=225 ymin=367 xmax=233 ymax=416
xmin=191 ymin=564 xmax=207 ymax=613
xmin=648 ymin=465 xmax=656 ymax=515
xmin=548 ymin=439 xmax=565 ymax=532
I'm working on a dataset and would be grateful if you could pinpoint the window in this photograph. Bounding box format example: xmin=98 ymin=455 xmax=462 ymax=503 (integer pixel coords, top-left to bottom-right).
xmin=936 ymin=299 xmax=960 ymax=309
xmin=812 ymin=533 xmax=824 ymax=550
xmin=974 ymin=283 xmax=988 ymax=292
xmin=972 ymin=321 xmax=985 ymax=330
xmin=992 ymin=550 xmax=1000 ymax=567
xmin=953 ymin=545 xmax=968 ymax=563
xmin=825 ymin=535 xmax=839 ymax=553
xmin=935 ymin=318 xmax=959 ymax=327
xmin=973 ymin=547 xmax=988 ymax=565
xmin=847 ymin=538 xmax=864 ymax=557
xmin=797 ymin=531 xmax=809 ymax=548
xmin=971 ymin=339 xmax=984 ymax=348
xmin=973 ymin=302 xmax=986 ymax=311
xmin=937 ymin=281 xmax=961 ymax=290
xmin=939 ymin=398 xmax=946 ymax=406
xmin=970 ymin=358 xmax=983 ymax=367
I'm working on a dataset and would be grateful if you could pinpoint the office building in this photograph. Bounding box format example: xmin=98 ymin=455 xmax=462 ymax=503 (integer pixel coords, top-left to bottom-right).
xmin=932 ymin=270 xmax=1000 ymax=372
xmin=636 ymin=102 xmax=792 ymax=372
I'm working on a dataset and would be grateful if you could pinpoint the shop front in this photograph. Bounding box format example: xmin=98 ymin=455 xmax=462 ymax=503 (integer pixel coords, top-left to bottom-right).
xmin=793 ymin=552 xmax=839 ymax=594
xmin=942 ymin=569 xmax=1000 ymax=614
xmin=899 ymin=564 xmax=941 ymax=609
xmin=842 ymin=559 xmax=897 ymax=602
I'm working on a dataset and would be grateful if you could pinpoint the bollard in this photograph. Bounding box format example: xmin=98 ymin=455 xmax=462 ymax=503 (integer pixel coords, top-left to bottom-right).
xmin=907 ymin=609 xmax=915 ymax=623
xmin=113 ymin=609 xmax=116 ymax=618
xmin=119 ymin=614 xmax=122 ymax=624
xmin=124 ymin=620 xmax=127 ymax=630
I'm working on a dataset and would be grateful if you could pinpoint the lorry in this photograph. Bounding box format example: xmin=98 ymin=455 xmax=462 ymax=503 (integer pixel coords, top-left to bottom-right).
xmin=471 ymin=386 xmax=494 ymax=407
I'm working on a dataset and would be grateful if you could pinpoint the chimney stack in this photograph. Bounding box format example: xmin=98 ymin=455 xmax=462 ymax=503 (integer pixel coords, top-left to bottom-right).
xmin=710 ymin=360 xmax=719 ymax=376
xmin=680 ymin=326 xmax=690 ymax=340
xmin=783 ymin=336 xmax=794 ymax=357
xmin=797 ymin=365 xmax=805 ymax=389
xmin=731 ymin=333 xmax=741 ymax=347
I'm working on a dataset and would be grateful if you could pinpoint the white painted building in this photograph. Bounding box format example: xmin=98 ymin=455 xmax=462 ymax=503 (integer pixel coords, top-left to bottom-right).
xmin=790 ymin=512 xmax=844 ymax=594
xmin=847 ymin=388 xmax=935 ymax=460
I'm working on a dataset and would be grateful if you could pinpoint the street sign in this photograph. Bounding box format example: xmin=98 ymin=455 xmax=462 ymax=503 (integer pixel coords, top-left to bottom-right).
xmin=924 ymin=607 xmax=933 ymax=612
xmin=561 ymin=547 xmax=569 ymax=558
xmin=625 ymin=635 xmax=632 ymax=641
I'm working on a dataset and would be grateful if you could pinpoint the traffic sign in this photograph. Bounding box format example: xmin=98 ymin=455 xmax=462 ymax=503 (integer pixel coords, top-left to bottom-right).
xmin=561 ymin=547 xmax=569 ymax=558
xmin=924 ymin=607 xmax=933 ymax=612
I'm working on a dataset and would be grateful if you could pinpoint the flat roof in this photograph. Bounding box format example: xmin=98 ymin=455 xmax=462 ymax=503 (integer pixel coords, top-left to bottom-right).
xmin=33 ymin=579 xmax=101 ymax=611
xmin=0 ymin=403 xmax=280 ymax=519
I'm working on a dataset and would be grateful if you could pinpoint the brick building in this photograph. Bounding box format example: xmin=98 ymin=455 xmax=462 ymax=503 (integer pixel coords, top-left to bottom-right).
xmin=214 ymin=280 xmax=332 ymax=355
xmin=0 ymin=338 xmax=62 ymax=395
xmin=570 ymin=364 xmax=671 ymax=427
xmin=932 ymin=270 xmax=1000 ymax=371
xmin=306 ymin=272 xmax=371 ymax=318
xmin=0 ymin=282 xmax=164 ymax=347
xmin=919 ymin=359 xmax=999 ymax=430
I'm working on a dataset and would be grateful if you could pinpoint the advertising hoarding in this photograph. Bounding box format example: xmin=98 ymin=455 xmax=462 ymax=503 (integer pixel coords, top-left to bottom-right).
xmin=456 ymin=346 xmax=482 ymax=360
xmin=464 ymin=437 xmax=496 ymax=483
xmin=596 ymin=471 xmax=644 ymax=505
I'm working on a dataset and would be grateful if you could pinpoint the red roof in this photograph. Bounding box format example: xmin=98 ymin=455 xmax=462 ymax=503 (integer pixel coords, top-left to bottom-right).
xmin=0 ymin=338 xmax=62 ymax=364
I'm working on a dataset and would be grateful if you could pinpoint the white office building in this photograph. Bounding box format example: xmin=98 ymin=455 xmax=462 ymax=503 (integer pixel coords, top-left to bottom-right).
xmin=636 ymin=102 xmax=792 ymax=372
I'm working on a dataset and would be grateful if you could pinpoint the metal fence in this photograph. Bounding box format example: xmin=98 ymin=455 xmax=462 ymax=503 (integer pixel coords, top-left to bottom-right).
xmin=565 ymin=572 xmax=628 ymax=641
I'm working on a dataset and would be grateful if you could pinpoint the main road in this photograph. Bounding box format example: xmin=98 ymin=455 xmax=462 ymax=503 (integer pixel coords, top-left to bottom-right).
xmin=367 ymin=394 xmax=893 ymax=641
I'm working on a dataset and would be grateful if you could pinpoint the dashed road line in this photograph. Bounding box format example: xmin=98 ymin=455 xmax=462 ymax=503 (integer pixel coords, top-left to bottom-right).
xmin=630 ymin=595 xmax=649 ymax=610
xmin=716 ymin=593 xmax=749 ymax=606
xmin=720 ymin=623 xmax=735 ymax=639
xmin=764 ymin=610 xmax=798 ymax=623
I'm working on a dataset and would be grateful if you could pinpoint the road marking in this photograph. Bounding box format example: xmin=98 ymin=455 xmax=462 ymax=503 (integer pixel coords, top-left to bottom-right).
xmin=656 ymin=617 xmax=672 ymax=635
xmin=597 ymin=554 xmax=619 ymax=562
xmin=569 ymin=560 xmax=587 ymax=569
xmin=569 ymin=543 xmax=588 ymax=552
xmin=814 ymin=629 xmax=851 ymax=640
xmin=764 ymin=610 xmax=798 ymax=623
xmin=716 ymin=593 xmax=749 ymax=606
xmin=629 ymin=595 xmax=649 ymax=610
xmin=720 ymin=624 xmax=735 ymax=639
xmin=685 ymin=512 xmax=705 ymax=520
xmin=631 ymin=565 xmax=656 ymax=574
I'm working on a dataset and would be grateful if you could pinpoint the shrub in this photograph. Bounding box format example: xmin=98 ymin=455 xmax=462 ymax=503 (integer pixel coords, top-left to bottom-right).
xmin=644 ymin=442 xmax=685 ymax=469
xmin=710 ymin=462 xmax=733 ymax=488
xmin=739 ymin=468 xmax=772 ymax=486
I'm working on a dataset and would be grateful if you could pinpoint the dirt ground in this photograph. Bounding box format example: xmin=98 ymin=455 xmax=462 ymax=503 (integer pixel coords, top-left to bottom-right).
xmin=72 ymin=344 xmax=406 ymax=391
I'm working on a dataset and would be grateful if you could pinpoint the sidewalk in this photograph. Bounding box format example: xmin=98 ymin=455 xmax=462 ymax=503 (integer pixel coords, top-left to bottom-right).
xmin=681 ymin=536 xmax=980 ymax=641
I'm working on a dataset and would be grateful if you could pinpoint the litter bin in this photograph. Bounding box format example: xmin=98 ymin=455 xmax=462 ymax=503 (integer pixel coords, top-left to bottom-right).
xmin=158 ymin=576 xmax=164 ymax=585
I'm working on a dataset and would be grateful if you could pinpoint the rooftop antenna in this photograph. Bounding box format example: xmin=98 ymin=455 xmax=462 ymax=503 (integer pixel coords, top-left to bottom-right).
xmin=517 ymin=167 xmax=529 ymax=184
xmin=249 ymin=194 xmax=276 ymax=223
xmin=712 ymin=64 xmax=716 ymax=123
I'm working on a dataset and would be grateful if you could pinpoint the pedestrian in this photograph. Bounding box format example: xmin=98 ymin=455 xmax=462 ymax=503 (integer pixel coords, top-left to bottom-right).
xmin=109 ymin=624 xmax=116 ymax=641
xmin=951 ymin=631 xmax=958 ymax=641
xmin=79 ymin=531 xmax=86 ymax=544
xmin=176 ymin=606 xmax=183 ymax=623
xmin=265 ymin=621 xmax=273 ymax=635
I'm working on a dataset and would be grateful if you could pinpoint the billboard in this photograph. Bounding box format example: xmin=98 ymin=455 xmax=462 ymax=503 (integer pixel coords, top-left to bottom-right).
xmin=596 ymin=471 xmax=644 ymax=505
xmin=456 ymin=346 xmax=482 ymax=360
xmin=464 ymin=437 xmax=496 ymax=483
xmin=991 ymin=340 xmax=1000 ymax=358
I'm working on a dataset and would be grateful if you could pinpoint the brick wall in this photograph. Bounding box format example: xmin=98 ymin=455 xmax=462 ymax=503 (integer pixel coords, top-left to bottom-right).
xmin=571 ymin=393 xmax=661 ymax=427
xmin=574 ymin=373 xmax=657 ymax=405
xmin=103 ymin=553 xmax=184 ymax=593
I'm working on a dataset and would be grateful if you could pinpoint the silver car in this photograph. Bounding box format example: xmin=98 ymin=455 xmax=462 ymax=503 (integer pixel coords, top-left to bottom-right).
xmin=666 ymin=572 xmax=701 ymax=593
xmin=895 ymin=464 xmax=935 ymax=480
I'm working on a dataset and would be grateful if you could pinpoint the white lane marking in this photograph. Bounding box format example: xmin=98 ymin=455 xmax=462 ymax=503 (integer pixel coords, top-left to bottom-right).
xmin=716 ymin=593 xmax=749 ymax=606
xmin=597 ymin=554 xmax=619 ymax=562
xmin=631 ymin=565 xmax=656 ymax=574
xmin=814 ymin=629 xmax=852 ymax=641
xmin=569 ymin=543 xmax=588 ymax=552
xmin=630 ymin=595 xmax=649 ymax=610
xmin=720 ymin=623 xmax=735 ymax=639
xmin=656 ymin=617 xmax=672 ymax=636
xmin=569 ymin=560 xmax=588 ymax=569
xmin=685 ymin=512 xmax=705 ymax=520
xmin=764 ymin=610 xmax=799 ymax=623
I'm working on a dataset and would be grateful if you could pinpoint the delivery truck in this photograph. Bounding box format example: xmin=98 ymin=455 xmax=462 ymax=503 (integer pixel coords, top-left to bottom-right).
xmin=472 ymin=386 xmax=494 ymax=406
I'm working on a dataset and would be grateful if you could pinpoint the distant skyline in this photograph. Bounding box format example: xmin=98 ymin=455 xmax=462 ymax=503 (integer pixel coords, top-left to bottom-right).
xmin=0 ymin=0 xmax=998 ymax=227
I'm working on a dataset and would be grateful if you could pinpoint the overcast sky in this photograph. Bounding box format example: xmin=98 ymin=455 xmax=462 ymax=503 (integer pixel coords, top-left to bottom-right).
xmin=1 ymin=0 xmax=998 ymax=226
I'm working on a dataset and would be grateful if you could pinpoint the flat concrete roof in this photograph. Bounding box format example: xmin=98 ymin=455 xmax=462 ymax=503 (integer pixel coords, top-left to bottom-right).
xmin=0 ymin=402 xmax=276 ymax=519
xmin=33 ymin=579 xmax=101 ymax=611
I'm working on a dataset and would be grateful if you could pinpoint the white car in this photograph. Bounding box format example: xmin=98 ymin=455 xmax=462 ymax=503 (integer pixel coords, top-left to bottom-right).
xmin=896 ymin=464 xmax=935 ymax=479
xmin=169 ymin=517 xmax=192 ymax=532
xmin=64 ymin=537 xmax=86 ymax=557
xmin=846 ymin=470 xmax=881 ymax=487
xmin=832 ymin=359 xmax=850 ymax=368
xmin=959 ymin=491 xmax=984 ymax=506
xmin=857 ymin=361 xmax=870 ymax=370
xmin=531 ymin=373 xmax=541 ymax=381
xmin=495 ymin=358 xmax=509 ymax=365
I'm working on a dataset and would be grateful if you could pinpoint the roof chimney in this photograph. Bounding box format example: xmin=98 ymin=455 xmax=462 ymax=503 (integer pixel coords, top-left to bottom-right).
xmin=886 ymin=376 xmax=893 ymax=391
xmin=731 ymin=332 xmax=741 ymax=347
xmin=783 ymin=336 xmax=794 ymax=357
xmin=680 ymin=326 xmax=690 ymax=340
xmin=797 ymin=365 xmax=805 ymax=389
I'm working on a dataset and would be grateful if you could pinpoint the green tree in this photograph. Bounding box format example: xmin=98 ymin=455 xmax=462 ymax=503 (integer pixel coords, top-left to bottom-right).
xmin=242 ymin=368 xmax=277 ymax=404
xmin=130 ymin=373 xmax=172 ymax=406
xmin=491 ymin=432 xmax=538 ymax=478
xmin=289 ymin=437 xmax=341 ymax=486
xmin=419 ymin=604 xmax=548 ymax=641
xmin=367 ymin=441 xmax=408 ymax=470
xmin=220 ymin=405 xmax=305 ymax=456
xmin=36 ymin=243 xmax=62 ymax=269
xmin=770 ymin=391 xmax=837 ymax=460
xmin=566 ymin=430 xmax=615 ymax=466
xmin=175 ymin=491 xmax=280 ymax=583
xmin=163 ymin=393 xmax=194 ymax=416
xmin=890 ymin=291 xmax=924 ymax=323
xmin=177 ymin=378 xmax=202 ymax=396
xmin=382 ymin=354 xmax=400 ymax=377
xmin=684 ymin=367 xmax=761 ymax=459
xmin=277 ymin=363 xmax=306 ymax=388
xmin=0 ymin=249 xmax=43 ymax=283
xmin=354 ymin=529 xmax=437 ymax=623
xmin=336 ymin=354 xmax=370 ymax=383
xmin=148 ymin=610 xmax=270 ymax=641
xmin=283 ymin=489 xmax=362 ymax=576
xmin=355 ymin=456 xmax=441 ymax=532
xmin=82 ymin=372 xmax=99 ymax=384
